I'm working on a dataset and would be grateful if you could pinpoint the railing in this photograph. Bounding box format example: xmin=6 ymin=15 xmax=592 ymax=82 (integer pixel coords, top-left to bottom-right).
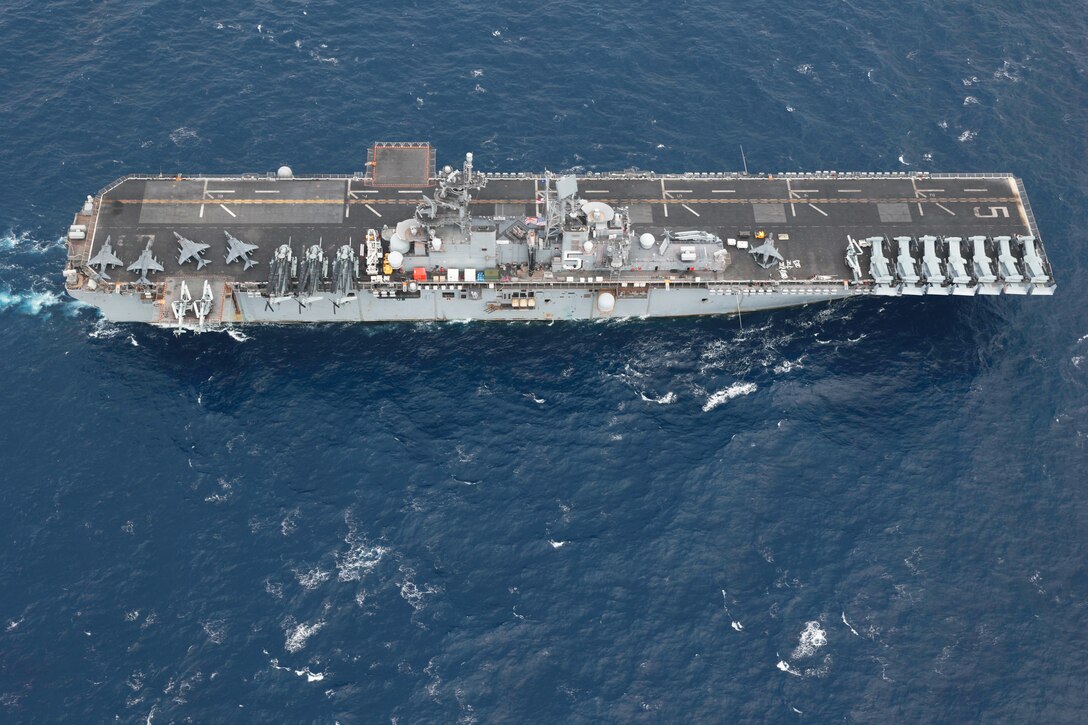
xmin=94 ymin=168 xmax=1025 ymax=199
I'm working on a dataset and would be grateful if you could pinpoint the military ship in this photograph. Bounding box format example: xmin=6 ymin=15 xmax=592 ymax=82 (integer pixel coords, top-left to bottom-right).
xmin=63 ymin=142 xmax=1055 ymax=328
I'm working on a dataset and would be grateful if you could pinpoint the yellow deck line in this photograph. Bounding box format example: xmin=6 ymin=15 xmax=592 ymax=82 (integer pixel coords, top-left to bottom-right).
xmin=114 ymin=196 xmax=1020 ymax=206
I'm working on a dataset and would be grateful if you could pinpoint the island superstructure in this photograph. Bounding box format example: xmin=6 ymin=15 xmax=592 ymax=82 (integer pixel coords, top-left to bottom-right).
xmin=63 ymin=142 xmax=1055 ymax=328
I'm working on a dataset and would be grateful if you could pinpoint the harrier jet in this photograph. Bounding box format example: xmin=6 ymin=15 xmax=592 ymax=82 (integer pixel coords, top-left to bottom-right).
xmin=87 ymin=236 xmax=123 ymax=280
xmin=174 ymin=232 xmax=210 ymax=269
xmin=126 ymin=240 xmax=164 ymax=285
xmin=224 ymin=231 xmax=259 ymax=270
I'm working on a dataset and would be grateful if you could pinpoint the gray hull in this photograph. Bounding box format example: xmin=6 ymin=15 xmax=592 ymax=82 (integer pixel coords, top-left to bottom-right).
xmin=63 ymin=142 xmax=1056 ymax=328
xmin=71 ymin=283 xmax=856 ymax=325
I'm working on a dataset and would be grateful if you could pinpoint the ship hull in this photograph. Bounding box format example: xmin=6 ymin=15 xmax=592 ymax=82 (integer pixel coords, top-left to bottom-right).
xmin=70 ymin=285 xmax=857 ymax=325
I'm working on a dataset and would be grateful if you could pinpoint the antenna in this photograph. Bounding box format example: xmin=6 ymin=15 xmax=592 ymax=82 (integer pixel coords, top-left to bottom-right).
xmin=740 ymin=145 xmax=749 ymax=175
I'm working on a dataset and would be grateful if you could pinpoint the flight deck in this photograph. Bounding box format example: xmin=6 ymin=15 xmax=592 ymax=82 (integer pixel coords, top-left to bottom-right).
xmin=63 ymin=143 xmax=1055 ymax=326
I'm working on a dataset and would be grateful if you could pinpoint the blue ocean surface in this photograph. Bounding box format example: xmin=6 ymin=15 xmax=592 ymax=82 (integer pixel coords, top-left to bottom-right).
xmin=1 ymin=1 xmax=1087 ymax=722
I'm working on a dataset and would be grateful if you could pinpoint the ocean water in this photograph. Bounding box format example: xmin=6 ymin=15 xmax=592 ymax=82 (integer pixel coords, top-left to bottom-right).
xmin=2 ymin=1 xmax=1087 ymax=722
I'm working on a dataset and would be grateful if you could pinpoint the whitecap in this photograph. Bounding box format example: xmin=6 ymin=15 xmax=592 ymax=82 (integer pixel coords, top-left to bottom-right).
xmin=283 ymin=618 xmax=324 ymax=653
xmin=963 ymin=96 xmax=980 ymax=106
xmin=898 ymin=154 xmax=910 ymax=166
xmin=202 ymin=619 xmax=226 ymax=644
xmin=548 ymin=539 xmax=568 ymax=549
xmin=957 ymin=130 xmax=977 ymax=143
xmin=294 ymin=567 xmax=330 ymax=590
xmin=398 ymin=566 xmax=440 ymax=611
xmin=295 ymin=667 xmax=325 ymax=682
xmin=841 ymin=612 xmax=860 ymax=636
xmin=702 ymin=382 xmax=757 ymax=412
xmin=773 ymin=357 xmax=804 ymax=374
xmin=731 ymin=621 xmax=743 ymax=631
xmin=169 ymin=127 xmax=199 ymax=146
xmin=336 ymin=531 xmax=388 ymax=582
xmin=791 ymin=620 xmax=827 ymax=659
xmin=227 ymin=328 xmax=249 ymax=342
xmin=777 ymin=660 xmax=802 ymax=677
xmin=639 ymin=391 xmax=677 ymax=405
xmin=0 ymin=288 xmax=65 ymax=316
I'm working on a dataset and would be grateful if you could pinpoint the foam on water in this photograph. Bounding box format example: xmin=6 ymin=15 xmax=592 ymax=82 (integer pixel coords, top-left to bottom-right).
xmin=702 ymin=382 xmax=757 ymax=412
xmin=792 ymin=620 xmax=828 ymax=659
xmin=283 ymin=619 xmax=325 ymax=653
xmin=0 ymin=287 xmax=65 ymax=316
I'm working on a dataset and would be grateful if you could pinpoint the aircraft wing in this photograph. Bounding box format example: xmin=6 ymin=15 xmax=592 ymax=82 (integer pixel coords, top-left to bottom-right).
xmin=89 ymin=247 xmax=123 ymax=267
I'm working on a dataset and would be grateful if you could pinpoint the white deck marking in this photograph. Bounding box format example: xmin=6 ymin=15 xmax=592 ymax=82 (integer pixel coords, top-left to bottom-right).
xmin=935 ymin=202 xmax=956 ymax=216
xmin=207 ymin=189 xmax=235 ymax=194
xmin=219 ymin=203 xmax=237 ymax=217
xmin=837 ymin=189 xmax=862 ymax=193
xmin=807 ymin=203 xmax=829 ymax=217
xmin=199 ymin=204 xmax=204 ymax=218
xmin=711 ymin=189 xmax=735 ymax=193
xmin=912 ymin=177 xmax=925 ymax=217
xmin=917 ymin=188 xmax=945 ymax=193
xmin=365 ymin=204 xmax=382 ymax=217
xmin=660 ymin=179 xmax=669 ymax=218
xmin=344 ymin=204 xmax=350 ymax=218
xmin=666 ymin=189 xmax=693 ymax=193
xmin=964 ymin=188 xmax=988 ymax=192
xmin=791 ymin=189 xmax=819 ymax=193
xmin=397 ymin=190 xmax=422 ymax=194
xmin=786 ymin=178 xmax=796 ymax=216
xmin=681 ymin=203 xmax=701 ymax=217
xmin=584 ymin=190 xmax=610 ymax=194
xmin=254 ymin=189 xmax=279 ymax=194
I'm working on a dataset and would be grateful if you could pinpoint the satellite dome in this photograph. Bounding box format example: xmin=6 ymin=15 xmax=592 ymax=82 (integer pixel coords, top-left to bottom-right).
xmin=388 ymin=250 xmax=404 ymax=269
xmin=277 ymin=165 xmax=293 ymax=179
xmin=580 ymin=201 xmax=615 ymax=224
xmin=639 ymin=233 xmax=656 ymax=249
xmin=583 ymin=240 xmax=594 ymax=254
xmin=597 ymin=291 xmax=616 ymax=313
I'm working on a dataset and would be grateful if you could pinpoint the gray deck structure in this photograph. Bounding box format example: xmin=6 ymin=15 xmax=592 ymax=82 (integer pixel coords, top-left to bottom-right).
xmin=64 ymin=143 xmax=1055 ymax=327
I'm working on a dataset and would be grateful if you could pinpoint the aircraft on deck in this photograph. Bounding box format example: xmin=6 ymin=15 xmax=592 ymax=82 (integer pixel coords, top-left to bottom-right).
xmin=224 ymin=231 xmax=259 ymax=270
xmin=87 ymin=236 xmax=123 ymax=280
xmin=127 ymin=240 xmax=164 ymax=285
xmin=174 ymin=232 xmax=210 ymax=269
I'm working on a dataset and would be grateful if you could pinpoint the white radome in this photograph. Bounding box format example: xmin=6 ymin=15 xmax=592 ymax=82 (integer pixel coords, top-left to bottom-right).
xmin=388 ymin=250 xmax=404 ymax=269
xmin=639 ymin=233 xmax=656 ymax=249
xmin=597 ymin=291 xmax=616 ymax=313
xmin=276 ymin=165 xmax=293 ymax=179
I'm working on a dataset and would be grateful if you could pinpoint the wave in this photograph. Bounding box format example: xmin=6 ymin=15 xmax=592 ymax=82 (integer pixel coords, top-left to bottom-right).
xmin=0 ymin=287 xmax=65 ymax=316
xmin=702 ymin=382 xmax=757 ymax=412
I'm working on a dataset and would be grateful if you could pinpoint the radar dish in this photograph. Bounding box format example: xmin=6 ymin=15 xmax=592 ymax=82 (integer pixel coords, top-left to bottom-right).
xmin=580 ymin=201 xmax=615 ymax=224
xmin=395 ymin=218 xmax=429 ymax=242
